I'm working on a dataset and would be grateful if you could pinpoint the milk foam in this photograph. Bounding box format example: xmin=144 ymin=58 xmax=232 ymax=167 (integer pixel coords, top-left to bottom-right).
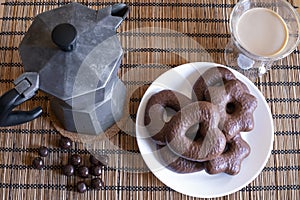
xmin=236 ymin=8 xmax=288 ymax=57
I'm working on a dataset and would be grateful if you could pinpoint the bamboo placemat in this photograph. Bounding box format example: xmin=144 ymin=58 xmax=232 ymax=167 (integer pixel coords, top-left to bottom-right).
xmin=0 ymin=0 xmax=299 ymax=199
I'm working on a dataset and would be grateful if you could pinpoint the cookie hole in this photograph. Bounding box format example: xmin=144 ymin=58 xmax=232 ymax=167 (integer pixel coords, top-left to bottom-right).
xmin=226 ymin=102 xmax=236 ymax=114
xmin=213 ymin=82 xmax=222 ymax=87
xmin=212 ymin=79 xmax=227 ymax=87
xmin=223 ymin=143 xmax=230 ymax=153
xmin=162 ymin=107 xmax=177 ymax=122
xmin=185 ymin=124 xmax=202 ymax=141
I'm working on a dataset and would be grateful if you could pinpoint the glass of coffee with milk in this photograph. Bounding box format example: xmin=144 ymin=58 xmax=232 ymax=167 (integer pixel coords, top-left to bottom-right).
xmin=225 ymin=0 xmax=300 ymax=81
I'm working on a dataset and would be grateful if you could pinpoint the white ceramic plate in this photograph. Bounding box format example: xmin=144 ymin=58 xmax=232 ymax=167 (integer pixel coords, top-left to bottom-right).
xmin=136 ymin=62 xmax=274 ymax=198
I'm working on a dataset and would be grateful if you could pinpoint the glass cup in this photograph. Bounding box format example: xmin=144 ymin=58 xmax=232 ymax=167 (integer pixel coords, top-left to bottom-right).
xmin=225 ymin=0 xmax=300 ymax=81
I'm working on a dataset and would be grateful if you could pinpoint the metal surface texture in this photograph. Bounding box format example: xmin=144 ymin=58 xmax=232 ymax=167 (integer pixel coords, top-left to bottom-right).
xmin=18 ymin=2 xmax=129 ymax=134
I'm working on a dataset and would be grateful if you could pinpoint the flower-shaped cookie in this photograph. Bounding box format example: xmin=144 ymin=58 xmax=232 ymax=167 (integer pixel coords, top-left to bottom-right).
xmin=205 ymin=134 xmax=250 ymax=175
xmin=204 ymin=79 xmax=258 ymax=140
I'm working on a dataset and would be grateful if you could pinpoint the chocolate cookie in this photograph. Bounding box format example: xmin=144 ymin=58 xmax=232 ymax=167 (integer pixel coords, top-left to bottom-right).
xmin=165 ymin=101 xmax=226 ymax=162
xmin=205 ymin=134 xmax=250 ymax=175
xmin=192 ymin=67 xmax=236 ymax=101
xmin=144 ymin=90 xmax=192 ymax=145
xmin=204 ymin=79 xmax=258 ymax=140
xmin=157 ymin=145 xmax=205 ymax=173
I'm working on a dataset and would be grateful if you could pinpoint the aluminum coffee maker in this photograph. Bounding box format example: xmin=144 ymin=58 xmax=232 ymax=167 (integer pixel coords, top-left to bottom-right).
xmin=0 ymin=3 xmax=129 ymax=135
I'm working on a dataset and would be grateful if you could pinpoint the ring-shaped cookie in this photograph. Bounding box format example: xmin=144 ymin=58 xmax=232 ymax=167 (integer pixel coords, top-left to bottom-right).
xmin=165 ymin=101 xmax=226 ymax=162
xmin=157 ymin=145 xmax=205 ymax=173
xmin=144 ymin=90 xmax=192 ymax=145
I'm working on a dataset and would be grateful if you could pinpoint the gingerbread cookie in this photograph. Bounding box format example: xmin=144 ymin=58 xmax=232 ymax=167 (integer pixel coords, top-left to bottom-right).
xmin=205 ymin=134 xmax=250 ymax=175
xmin=157 ymin=145 xmax=205 ymax=173
xmin=204 ymin=79 xmax=258 ymax=139
xmin=165 ymin=101 xmax=226 ymax=162
xmin=144 ymin=90 xmax=192 ymax=145
xmin=192 ymin=67 xmax=236 ymax=101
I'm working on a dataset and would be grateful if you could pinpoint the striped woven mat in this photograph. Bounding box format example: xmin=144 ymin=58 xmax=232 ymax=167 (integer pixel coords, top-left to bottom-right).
xmin=0 ymin=0 xmax=299 ymax=199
